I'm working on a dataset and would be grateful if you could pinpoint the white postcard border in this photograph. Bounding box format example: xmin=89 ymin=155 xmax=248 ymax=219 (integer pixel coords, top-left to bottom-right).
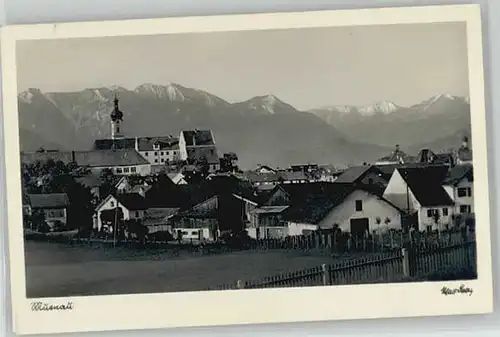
xmin=1 ymin=4 xmax=493 ymax=335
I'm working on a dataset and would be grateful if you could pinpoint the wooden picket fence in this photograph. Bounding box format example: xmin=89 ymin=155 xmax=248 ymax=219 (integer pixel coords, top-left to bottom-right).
xmin=247 ymin=228 xmax=472 ymax=256
xmin=207 ymin=239 xmax=476 ymax=291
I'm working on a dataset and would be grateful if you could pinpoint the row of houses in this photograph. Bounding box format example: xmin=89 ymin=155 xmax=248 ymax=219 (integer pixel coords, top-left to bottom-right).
xmin=23 ymin=160 xmax=473 ymax=242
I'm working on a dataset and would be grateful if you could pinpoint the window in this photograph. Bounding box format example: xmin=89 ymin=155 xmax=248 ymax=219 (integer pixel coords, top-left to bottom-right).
xmin=123 ymin=167 xmax=129 ymax=173
xmin=131 ymin=167 xmax=136 ymax=173
xmin=155 ymin=159 xmax=158 ymax=163
xmin=442 ymin=208 xmax=449 ymax=216
xmin=460 ymin=205 xmax=471 ymax=214
xmin=427 ymin=209 xmax=437 ymax=218
xmin=457 ymin=188 xmax=467 ymax=197
xmin=161 ymin=159 xmax=164 ymax=163
xmin=110 ymin=201 xmax=115 ymax=207
xmin=166 ymin=151 xmax=170 ymax=156
xmin=467 ymin=187 xmax=472 ymax=197
xmin=116 ymin=168 xmax=122 ymax=174
xmin=117 ymin=126 xmax=120 ymax=133
xmin=135 ymin=211 xmax=140 ymax=217
xmin=161 ymin=152 xmax=164 ymax=155
xmin=426 ymin=225 xmax=432 ymax=232
xmin=144 ymin=152 xmax=148 ymax=156
xmin=368 ymin=178 xmax=374 ymax=185
xmin=154 ymin=152 xmax=158 ymax=156
xmin=355 ymin=200 xmax=363 ymax=211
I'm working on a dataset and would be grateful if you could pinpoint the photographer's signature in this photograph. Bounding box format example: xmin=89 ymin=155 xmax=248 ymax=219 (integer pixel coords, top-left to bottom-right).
xmin=441 ymin=285 xmax=473 ymax=296
xmin=31 ymin=301 xmax=74 ymax=312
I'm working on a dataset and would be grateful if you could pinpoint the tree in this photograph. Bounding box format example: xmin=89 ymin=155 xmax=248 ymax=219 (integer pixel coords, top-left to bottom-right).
xmin=99 ymin=168 xmax=118 ymax=199
xmin=220 ymin=152 xmax=239 ymax=173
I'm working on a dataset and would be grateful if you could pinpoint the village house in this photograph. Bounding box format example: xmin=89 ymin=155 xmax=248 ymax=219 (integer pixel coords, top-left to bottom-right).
xmin=170 ymin=195 xmax=220 ymax=242
xmin=167 ymin=172 xmax=188 ymax=185
xmin=94 ymin=193 xmax=148 ymax=231
xmin=246 ymin=205 xmax=289 ymax=239
xmin=416 ymin=148 xmax=455 ymax=167
xmin=134 ymin=135 xmax=181 ymax=165
xmin=170 ymin=177 xmax=261 ymax=241
xmin=442 ymin=163 xmax=474 ymax=216
xmin=334 ymin=165 xmax=387 ymax=190
xmin=383 ymin=166 xmax=455 ymax=232
xmin=375 ymin=144 xmax=415 ymax=166
xmin=456 ymin=136 xmax=473 ymax=165
xmin=143 ymin=207 xmax=179 ymax=234
xmin=20 ymin=149 xmax=152 ymax=177
xmin=260 ymin=183 xmax=403 ymax=237
xmin=179 ymin=129 xmax=220 ymax=173
xmin=26 ymin=193 xmax=70 ymax=230
xmin=254 ymin=164 xmax=277 ymax=174
xmin=75 ymin=149 xmax=152 ymax=176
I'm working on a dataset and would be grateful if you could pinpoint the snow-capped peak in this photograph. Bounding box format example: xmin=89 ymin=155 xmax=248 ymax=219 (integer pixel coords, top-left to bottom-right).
xmin=134 ymin=83 xmax=185 ymax=101
xmin=358 ymin=100 xmax=399 ymax=116
xmin=429 ymin=93 xmax=457 ymax=104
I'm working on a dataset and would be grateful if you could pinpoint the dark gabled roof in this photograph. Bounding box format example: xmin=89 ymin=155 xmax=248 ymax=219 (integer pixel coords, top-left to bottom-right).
xmin=93 ymin=138 xmax=136 ymax=150
xmin=137 ymin=136 xmax=179 ymax=151
xmin=27 ymin=193 xmax=69 ymax=209
xmin=181 ymin=130 xmax=215 ymax=146
xmin=175 ymin=195 xmax=219 ymax=219
xmin=334 ymin=165 xmax=378 ymax=183
xmin=75 ymin=149 xmax=149 ymax=167
xmin=416 ymin=149 xmax=454 ymax=165
xmin=281 ymin=171 xmax=309 ymax=182
xmin=20 ymin=151 xmax=73 ymax=165
xmin=116 ymin=193 xmax=148 ymax=210
xmin=244 ymin=171 xmax=283 ymax=183
xmin=283 ymin=184 xmax=354 ymax=224
xmin=374 ymin=163 xmax=449 ymax=181
xmin=144 ymin=207 xmax=179 ymax=221
xmin=21 ymin=149 xmax=149 ymax=167
xmin=443 ymin=163 xmax=473 ymax=186
xmin=397 ymin=166 xmax=454 ymax=207
xmin=272 ymin=182 xmax=346 ymax=205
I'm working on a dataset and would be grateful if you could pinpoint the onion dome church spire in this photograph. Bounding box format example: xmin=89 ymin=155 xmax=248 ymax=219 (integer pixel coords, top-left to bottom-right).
xmin=110 ymin=93 xmax=124 ymax=140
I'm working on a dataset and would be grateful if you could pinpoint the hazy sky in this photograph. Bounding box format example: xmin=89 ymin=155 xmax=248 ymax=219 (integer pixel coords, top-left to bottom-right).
xmin=17 ymin=22 xmax=469 ymax=110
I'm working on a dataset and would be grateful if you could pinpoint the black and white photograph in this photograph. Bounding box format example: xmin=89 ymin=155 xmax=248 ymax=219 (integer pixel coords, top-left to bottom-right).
xmin=1 ymin=4 xmax=493 ymax=335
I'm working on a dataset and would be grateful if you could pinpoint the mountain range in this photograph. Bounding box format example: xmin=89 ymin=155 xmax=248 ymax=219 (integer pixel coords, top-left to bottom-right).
xmin=309 ymin=94 xmax=471 ymax=151
xmin=17 ymin=84 xmax=471 ymax=169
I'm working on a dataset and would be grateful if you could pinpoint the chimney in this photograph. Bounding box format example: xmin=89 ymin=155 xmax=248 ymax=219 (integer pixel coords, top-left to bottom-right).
xmin=135 ymin=137 xmax=139 ymax=151
xmin=192 ymin=134 xmax=196 ymax=146
xmin=395 ymin=144 xmax=400 ymax=152
xmin=71 ymin=150 xmax=76 ymax=163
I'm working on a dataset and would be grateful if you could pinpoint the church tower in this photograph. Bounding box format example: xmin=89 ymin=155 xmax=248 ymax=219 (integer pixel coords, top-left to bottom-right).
xmin=110 ymin=94 xmax=124 ymax=140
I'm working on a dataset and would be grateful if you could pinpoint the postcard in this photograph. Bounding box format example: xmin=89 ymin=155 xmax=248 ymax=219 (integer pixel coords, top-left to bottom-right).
xmin=0 ymin=4 xmax=493 ymax=335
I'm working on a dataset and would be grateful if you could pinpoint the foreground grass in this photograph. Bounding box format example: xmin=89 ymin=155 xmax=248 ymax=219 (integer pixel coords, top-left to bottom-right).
xmin=26 ymin=240 xmax=358 ymax=298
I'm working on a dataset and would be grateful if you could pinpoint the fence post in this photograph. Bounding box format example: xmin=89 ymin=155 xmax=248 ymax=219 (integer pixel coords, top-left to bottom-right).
xmin=402 ymin=248 xmax=410 ymax=277
xmin=321 ymin=264 xmax=329 ymax=286
xmin=237 ymin=280 xmax=245 ymax=289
